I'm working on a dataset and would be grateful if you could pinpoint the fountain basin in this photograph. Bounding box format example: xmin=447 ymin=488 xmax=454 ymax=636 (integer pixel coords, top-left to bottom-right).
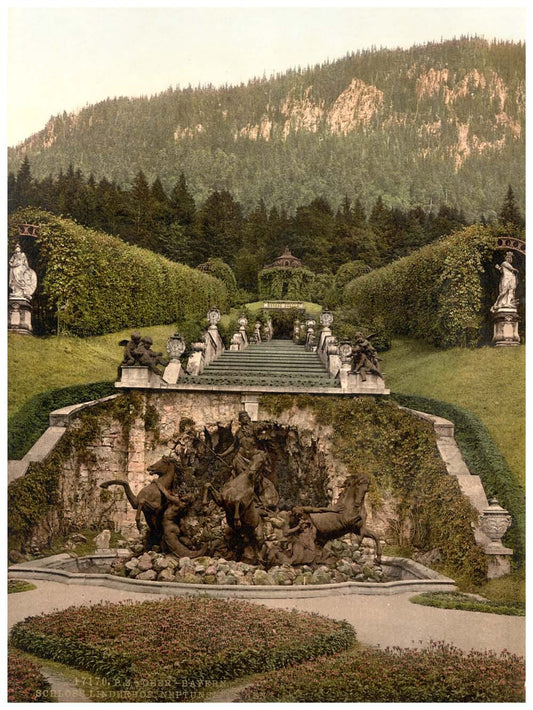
xmin=9 ymin=551 xmax=456 ymax=598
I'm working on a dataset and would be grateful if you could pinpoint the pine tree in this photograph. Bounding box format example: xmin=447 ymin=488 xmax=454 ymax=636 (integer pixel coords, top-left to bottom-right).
xmin=13 ymin=156 xmax=36 ymax=209
xmin=499 ymin=185 xmax=524 ymax=229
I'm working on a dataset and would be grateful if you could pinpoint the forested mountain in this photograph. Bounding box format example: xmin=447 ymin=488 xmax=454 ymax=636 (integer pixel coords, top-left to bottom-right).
xmin=8 ymin=38 xmax=524 ymax=220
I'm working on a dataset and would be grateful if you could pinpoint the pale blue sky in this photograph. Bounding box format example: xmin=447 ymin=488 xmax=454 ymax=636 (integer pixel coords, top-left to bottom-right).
xmin=7 ymin=4 xmax=527 ymax=146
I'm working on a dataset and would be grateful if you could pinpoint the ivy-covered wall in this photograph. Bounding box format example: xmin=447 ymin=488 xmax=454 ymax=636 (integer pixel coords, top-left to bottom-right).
xmin=258 ymin=266 xmax=316 ymax=301
xmin=8 ymin=208 xmax=229 ymax=336
xmin=260 ymin=394 xmax=487 ymax=585
xmin=342 ymin=225 xmax=513 ymax=348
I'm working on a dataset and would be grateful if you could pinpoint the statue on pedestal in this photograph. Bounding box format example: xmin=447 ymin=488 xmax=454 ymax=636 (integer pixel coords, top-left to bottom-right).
xmin=9 ymin=244 xmax=37 ymax=300
xmin=491 ymin=251 xmax=519 ymax=312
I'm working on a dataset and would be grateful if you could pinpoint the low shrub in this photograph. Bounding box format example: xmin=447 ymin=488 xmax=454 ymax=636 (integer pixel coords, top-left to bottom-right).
xmin=8 ymin=580 xmax=37 ymax=594
xmin=8 ymin=381 xmax=115 ymax=460
xmin=391 ymin=393 xmax=525 ymax=566
xmin=410 ymin=592 xmax=525 ymax=616
xmin=8 ymin=649 xmax=52 ymax=702
xmin=10 ymin=597 xmax=356 ymax=702
xmin=238 ymin=641 xmax=525 ymax=702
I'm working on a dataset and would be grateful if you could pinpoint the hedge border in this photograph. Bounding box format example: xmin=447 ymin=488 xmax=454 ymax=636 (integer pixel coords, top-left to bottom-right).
xmin=8 ymin=381 xmax=115 ymax=460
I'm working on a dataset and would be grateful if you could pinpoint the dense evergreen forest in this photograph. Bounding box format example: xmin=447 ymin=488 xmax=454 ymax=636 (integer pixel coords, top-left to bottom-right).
xmin=9 ymin=39 xmax=525 ymax=220
xmin=8 ymin=157 xmax=524 ymax=298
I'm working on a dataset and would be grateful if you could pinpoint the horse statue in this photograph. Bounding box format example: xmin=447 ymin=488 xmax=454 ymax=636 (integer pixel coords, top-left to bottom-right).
xmin=100 ymin=455 xmax=206 ymax=558
xmin=293 ymin=473 xmax=382 ymax=563
xmin=100 ymin=455 xmax=180 ymax=533
xmin=202 ymin=460 xmax=267 ymax=555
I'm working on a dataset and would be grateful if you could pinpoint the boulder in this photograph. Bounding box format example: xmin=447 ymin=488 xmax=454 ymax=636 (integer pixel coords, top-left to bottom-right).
xmin=253 ymin=569 xmax=274 ymax=585
xmin=136 ymin=569 xmax=157 ymax=581
xmin=137 ymin=553 xmax=153 ymax=572
xmin=157 ymin=568 xmax=176 ymax=582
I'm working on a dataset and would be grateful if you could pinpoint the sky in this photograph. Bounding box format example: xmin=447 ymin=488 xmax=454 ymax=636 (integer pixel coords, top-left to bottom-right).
xmin=5 ymin=2 xmax=527 ymax=147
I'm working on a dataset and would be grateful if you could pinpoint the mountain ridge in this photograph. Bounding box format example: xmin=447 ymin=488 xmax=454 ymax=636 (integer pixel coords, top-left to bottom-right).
xmin=9 ymin=38 xmax=525 ymax=218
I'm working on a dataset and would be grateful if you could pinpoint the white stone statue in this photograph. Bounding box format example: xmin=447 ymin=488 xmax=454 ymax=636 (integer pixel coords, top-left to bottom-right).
xmin=491 ymin=251 xmax=518 ymax=312
xmin=9 ymin=244 xmax=37 ymax=299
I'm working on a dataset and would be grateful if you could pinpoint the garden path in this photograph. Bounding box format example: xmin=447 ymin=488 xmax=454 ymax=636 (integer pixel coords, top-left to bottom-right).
xmin=8 ymin=580 xmax=525 ymax=657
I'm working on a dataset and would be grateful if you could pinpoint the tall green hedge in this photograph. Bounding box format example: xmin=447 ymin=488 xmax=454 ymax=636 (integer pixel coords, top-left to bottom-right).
xmin=8 ymin=209 xmax=229 ymax=336
xmin=343 ymin=225 xmax=497 ymax=348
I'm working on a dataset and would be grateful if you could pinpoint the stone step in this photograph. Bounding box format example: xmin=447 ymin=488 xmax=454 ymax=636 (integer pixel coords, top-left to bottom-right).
xmin=207 ymin=362 xmax=326 ymax=371
xmin=191 ymin=339 xmax=338 ymax=389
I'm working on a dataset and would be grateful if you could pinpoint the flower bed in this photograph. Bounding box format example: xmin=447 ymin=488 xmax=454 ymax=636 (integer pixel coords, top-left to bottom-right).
xmin=10 ymin=597 xmax=355 ymax=702
xmin=238 ymin=641 xmax=525 ymax=703
xmin=8 ymin=649 xmax=52 ymax=702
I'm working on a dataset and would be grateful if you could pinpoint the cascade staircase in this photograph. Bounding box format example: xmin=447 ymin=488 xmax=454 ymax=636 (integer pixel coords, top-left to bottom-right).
xmin=186 ymin=339 xmax=340 ymax=391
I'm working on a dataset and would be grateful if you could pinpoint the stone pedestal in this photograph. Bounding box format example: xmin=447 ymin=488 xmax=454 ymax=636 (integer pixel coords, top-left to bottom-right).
xmin=119 ymin=367 xmax=162 ymax=388
xmin=492 ymin=307 xmax=520 ymax=347
xmin=8 ymin=297 xmax=33 ymax=334
xmin=346 ymin=372 xmax=390 ymax=394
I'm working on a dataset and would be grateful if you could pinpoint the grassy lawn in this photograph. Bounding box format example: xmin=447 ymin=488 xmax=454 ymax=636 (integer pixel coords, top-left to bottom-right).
xmin=8 ymin=325 xmax=177 ymax=416
xmin=380 ymin=339 xmax=525 ymax=486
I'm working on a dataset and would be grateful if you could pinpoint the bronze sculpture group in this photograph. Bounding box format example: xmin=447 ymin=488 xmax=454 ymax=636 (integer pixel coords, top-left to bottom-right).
xmin=101 ymin=411 xmax=382 ymax=568
xmin=118 ymin=331 xmax=168 ymax=377
xmin=349 ymin=333 xmax=384 ymax=381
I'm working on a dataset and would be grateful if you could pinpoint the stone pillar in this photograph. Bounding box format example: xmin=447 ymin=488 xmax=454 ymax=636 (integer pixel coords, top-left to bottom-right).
xmin=492 ymin=307 xmax=520 ymax=347
xmin=163 ymin=333 xmax=186 ymax=384
xmin=241 ymin=394 xmax=260 ymax=421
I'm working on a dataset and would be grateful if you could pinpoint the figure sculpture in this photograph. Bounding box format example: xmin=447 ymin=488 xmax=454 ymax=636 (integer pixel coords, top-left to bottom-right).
xmin=202 ymin=412 xmax=281 ymax=561
xmin=134 ymin=336 xmax=169 ymax=374
xmin=9 ymin=244 xmax=37 ymax=299
xmin=350 ymin=333 xmax=384 ymax=381
xmin=217 ymin=411 xmax=279 ymax=510
xmin=491 ymin=251 xmax=519 ymax=312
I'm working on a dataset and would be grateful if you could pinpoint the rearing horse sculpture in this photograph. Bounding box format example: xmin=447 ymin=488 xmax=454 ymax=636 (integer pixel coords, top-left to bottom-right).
xmin=100 ymin=455 xmax=180 ymax=533
xmin=293 ymin=473 xmax=382 ymax=563
xmin=202 ymin=462 xmax=266 ymax=548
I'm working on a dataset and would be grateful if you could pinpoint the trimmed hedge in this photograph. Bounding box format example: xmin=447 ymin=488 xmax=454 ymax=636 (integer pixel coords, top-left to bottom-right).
xmin=10 ymin=598 xmax=356 ymax=702
xmin=391 ymin=393 xmax=525 ymax=566
xmin=8 ymin=381 xmax=115 ymax=460
xmin=343 ymin=225 xmax=498 ymax=348
xmin=9 ymin=208 xmax=229 ymax=336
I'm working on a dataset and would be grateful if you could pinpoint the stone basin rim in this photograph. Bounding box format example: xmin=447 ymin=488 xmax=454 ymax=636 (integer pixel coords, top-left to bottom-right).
xmin=9 ymin=552 xmax=456 ymax=598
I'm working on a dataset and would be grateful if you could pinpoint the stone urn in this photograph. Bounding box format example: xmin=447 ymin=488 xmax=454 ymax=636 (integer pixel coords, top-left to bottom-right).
xmin=479 ymin=498 xmax=512 ymax=551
